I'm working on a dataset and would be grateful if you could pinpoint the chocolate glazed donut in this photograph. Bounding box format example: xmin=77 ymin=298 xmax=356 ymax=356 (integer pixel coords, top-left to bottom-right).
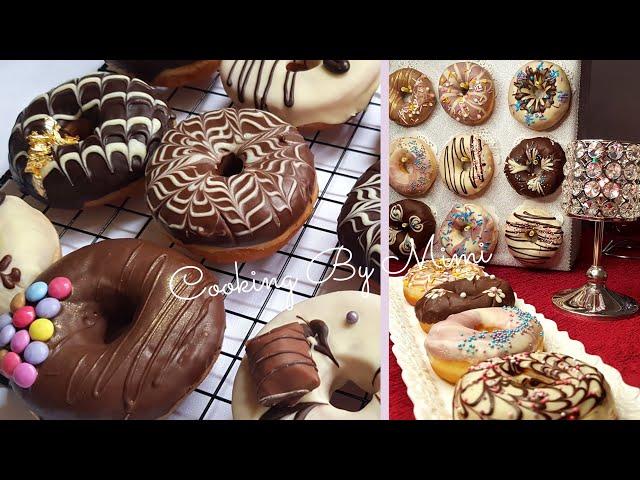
xmin=415 ymin=275 xmax=515 ymax=333
xmin=389 ymin=200 xmax=435 ymax=258
xmin=337 ymin=161 xmax=381 ymax=281
xmin=9 ymin=73 xmax=174 ymax=208
xmin=504 ymin=137 xmax=566 ymax=197
xmin=11 ymin=239 xmax=226 ymax=420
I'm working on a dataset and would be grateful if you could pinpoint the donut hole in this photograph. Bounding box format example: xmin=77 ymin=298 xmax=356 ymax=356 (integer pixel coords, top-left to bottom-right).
xmin=330 ymin=380 xmax=372 ymax=412
xmin=286 ymin=60 xmax=322 ymax=72
xmin=61 ymin=113 xmax=100 ymax=141
xmin=218 ymin=152 xmax=245 ymax=177
xmin=100 ymin=298 xmax=137 ymax=344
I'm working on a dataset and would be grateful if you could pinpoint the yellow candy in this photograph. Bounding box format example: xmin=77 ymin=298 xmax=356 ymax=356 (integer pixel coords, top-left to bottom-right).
xmin=29 ymin=318 xmax=54 ymax=342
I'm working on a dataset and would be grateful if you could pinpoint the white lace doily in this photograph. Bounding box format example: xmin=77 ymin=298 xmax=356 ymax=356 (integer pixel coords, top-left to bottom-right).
xmin=389 ymin=276 xmax=640 ymax=420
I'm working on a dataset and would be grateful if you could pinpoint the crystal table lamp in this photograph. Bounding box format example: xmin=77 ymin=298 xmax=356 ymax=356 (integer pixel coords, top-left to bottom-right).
xmin=553 ymin=139 xmax=640 ymax=317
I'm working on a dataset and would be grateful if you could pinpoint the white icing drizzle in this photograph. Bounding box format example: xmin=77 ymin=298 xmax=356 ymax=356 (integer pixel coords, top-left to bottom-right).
xmin=337 ymin=164 xmax=381 ymax=272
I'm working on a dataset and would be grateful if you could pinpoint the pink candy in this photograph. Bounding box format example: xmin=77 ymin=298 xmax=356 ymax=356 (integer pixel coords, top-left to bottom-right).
xmin=12 ymin=306 xmax=36 ymax=329
xmin=13 ymin=363 xmax=37 ymax=388
xmin=10 ymin=330 xmax=30 ymax=354
xmin=2 ymin=352 xmax=21 ymax=377
xmin=47 ymin=277 xmax=73 ymax=300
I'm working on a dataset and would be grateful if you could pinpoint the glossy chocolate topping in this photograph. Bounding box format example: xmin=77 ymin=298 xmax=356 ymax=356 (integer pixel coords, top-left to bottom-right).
xmin=0 ymin=255 xmax=21 ymax=289
xmin=12 ymin=239 xmax=226 ymax=420
xmin=260 ymin=401 xmax=325 ymax=420
xmin=105 ymin=60 xmax=200 ymax=83
xmin=389 ymin=199 xmax=435 ymax=258
xmin=9 ymin=73 xmax=174 ymax=208
xmin=504 ymin=137 xmax=566 ymax=197
xmin=245 ymin=322 xmax=320 ymax=407
xmin=337 ymin=161 xmax=381 ymax=281
xmin=415 ymin=275 xmax=516 ymax=327
xmin=146 ymin=108 xmax=316 ymax=247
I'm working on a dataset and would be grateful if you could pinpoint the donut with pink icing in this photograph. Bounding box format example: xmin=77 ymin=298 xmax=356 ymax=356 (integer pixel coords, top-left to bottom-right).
xmin=439 ymin=203 xmax=498 ymax=260
xmin=424 ymin=306 xmax=544 ymax=384
xmin=389 ymin=138 xmax=437 ymax=197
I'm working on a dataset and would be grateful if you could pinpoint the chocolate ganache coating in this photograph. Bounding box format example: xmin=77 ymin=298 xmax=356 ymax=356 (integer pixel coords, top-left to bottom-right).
xmin=504 ymin=137 xmax=566 ymax=197
xmin=11 ymin=239 xmax=226 ymax=420
xmin=415 ymin=275 xmax=516 ymax=328
xmin=105 ymin=60 xmax=201 ymax=83
xmin=146 ymin=108 xmax=317 ymax=247
xmin=245 ymin=322 xmax=320 ymax=407
xmin=337 ymin=161 xmax=381 ymax=281
xmin=8 ymin=73 xmax=174 ymax=208
xmin=389 ymin=199 xmax=436 ymax=258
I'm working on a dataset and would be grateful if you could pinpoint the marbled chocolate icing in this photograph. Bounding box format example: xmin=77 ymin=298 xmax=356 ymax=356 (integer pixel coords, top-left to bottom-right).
xmin=145 ymin=108 xmax=317 ymax=247
xmin=337 ymin=161 xmax=381 ymax=281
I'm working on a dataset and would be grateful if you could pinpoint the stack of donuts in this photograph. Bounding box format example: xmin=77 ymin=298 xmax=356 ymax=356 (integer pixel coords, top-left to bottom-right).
xmin=399 ymin=256 xmax=617 ymax=420
xmin=388 ymin=61 xmax=573 ymax=269
xmin=0 ymin=60 xmax=381 ymax=420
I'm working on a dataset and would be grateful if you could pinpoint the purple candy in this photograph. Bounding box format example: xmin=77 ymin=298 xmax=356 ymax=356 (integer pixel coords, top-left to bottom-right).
xmin=35 ymin=297 xmax=61 ymax=319
xmin=10 ymin=330 xmax=30 ymax=354
xmin=23 ymin=341 xmax=49 ymax=365
xmin=0 ymin=313 xmax=12 ymax=329
xmin=0 ymin=324 xmax=16 ymax=347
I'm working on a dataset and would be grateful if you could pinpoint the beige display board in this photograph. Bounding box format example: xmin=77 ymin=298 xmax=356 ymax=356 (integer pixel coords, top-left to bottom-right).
xmin=389 ymin=60 xmax=582 ymax=270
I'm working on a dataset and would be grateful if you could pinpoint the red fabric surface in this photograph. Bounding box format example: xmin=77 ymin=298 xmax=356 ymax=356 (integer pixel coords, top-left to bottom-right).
xmin=389 ymin=223 xmax=640 ymax=420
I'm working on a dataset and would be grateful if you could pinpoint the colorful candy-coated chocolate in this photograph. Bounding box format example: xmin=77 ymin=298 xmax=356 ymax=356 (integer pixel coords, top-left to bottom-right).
xmin=13 ymin=362 xmax=37 ymax=388
xmin=29 ymin=318 xmax=54 ymax=342
xmin=35 ymin=297 xmax=61 ymax=319
xmin=47 ymin=277 xmax=72 ymax=300
xmin=0 ymin=324 xmax=16 ymax=347
xmin=23 ymin=341 xmax=49 ymax=365
xmin=0 ymin=313 xmax=12 ymax=329
xmin=2 ymin=351 xmax=21 ymax=377
xmin=10 ymin=330 xmax=30 ymax=354
xmin=25 ymin=281 xmax=48 ymax=303
xmin=10 ymin=292 xmax=26 ymax=312
xmin=0 ymin=349 xmax=7 ymax=364
xmin=12 ymin=306 xmax=36 ymax=329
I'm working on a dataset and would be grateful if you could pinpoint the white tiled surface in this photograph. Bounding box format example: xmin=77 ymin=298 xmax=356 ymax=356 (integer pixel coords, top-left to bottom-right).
xmin=0 ymin=62 xmax=381 ymax=419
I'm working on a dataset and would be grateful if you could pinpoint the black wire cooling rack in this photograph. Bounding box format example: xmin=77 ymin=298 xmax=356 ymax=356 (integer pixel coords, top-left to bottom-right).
xmin=0 ymin=65 xmax=381 ymax=420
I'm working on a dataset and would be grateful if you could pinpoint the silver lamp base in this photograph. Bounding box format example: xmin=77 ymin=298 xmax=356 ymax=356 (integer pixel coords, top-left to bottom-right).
xmin=552 ymin=283 xmax=639 ymax=318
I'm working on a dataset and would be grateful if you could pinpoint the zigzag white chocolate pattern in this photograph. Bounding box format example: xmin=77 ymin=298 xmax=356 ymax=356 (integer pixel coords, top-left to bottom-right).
xmin=10 ymin=73 xmax=171 ymax=187
xmin=337 ymin=164 xmax=381 ymax=271
xmin=454 ymin=352 xmax=613 ymax=420
xmin=145 ymin=109 xmax=316 ymax=245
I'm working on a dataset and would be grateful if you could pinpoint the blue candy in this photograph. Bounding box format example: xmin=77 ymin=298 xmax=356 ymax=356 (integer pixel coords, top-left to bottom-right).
xmin=0 ymin=313 xmax=12 ymax=329
xmin=25 ymin=281 xmax=48 ymax=303
xmin=0 ymin=324 xmax=16 ymax=347
xmin=35 ymin=297 xmax=61 ymax=319
xmin=23 ymin=341 xmax=49 ymax=365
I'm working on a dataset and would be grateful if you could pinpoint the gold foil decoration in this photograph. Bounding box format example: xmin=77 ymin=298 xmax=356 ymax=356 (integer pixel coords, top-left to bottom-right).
xmin=25 ymin=116 xmax=79 ymax=198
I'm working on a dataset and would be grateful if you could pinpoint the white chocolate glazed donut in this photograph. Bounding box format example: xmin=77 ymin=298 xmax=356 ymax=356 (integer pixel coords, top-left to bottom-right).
xmin=0 ymin=194 xmax=61 ymax=313
xmin=509 ymin=61 xmax=571 ymax=131
xmin=425 ymin=306 xmax=544 ymax=384
xmin=453 ymin=352 xmax=616 ymax=420
xmin=232 ymin=291 xmax=380 ymax=420
xmin=504 ymin=208 xmax=564 ymax=265
xmin=389 ymin=137 xmax=437 ymax=196
xmin=440 ymin=203 xmax=498 ymax=259
xmin=220 ymin=61 xmax=380 ymax=128
xmin=439 ymin=135 xmax=494 ymax=196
